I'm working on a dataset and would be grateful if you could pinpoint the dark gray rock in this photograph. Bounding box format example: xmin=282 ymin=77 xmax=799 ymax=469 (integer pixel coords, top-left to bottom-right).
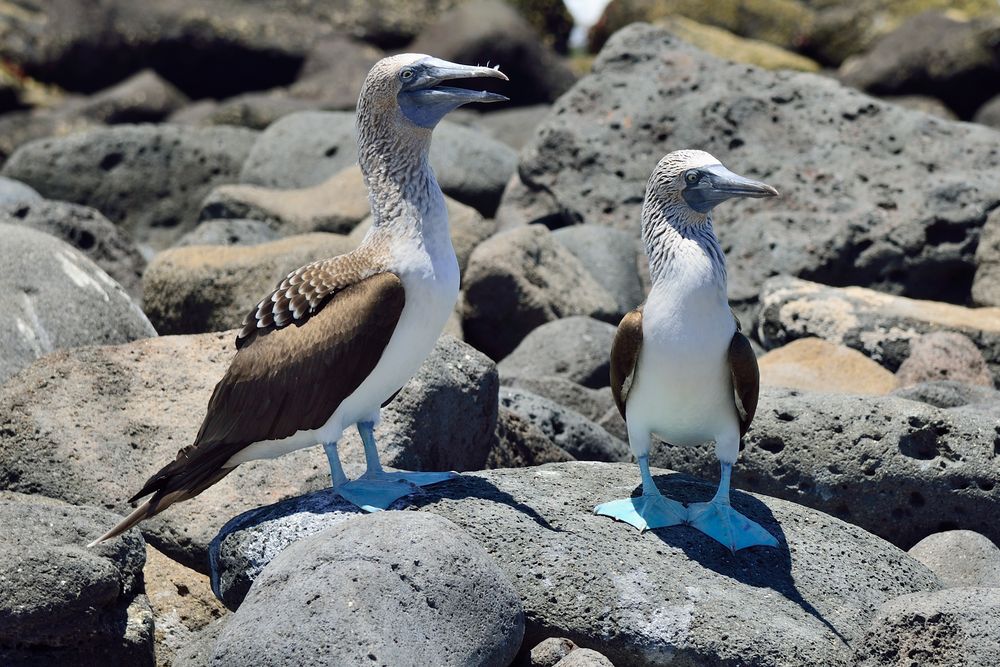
xmin=238 ymin=111 xmax=517 ymax=216
xmin=495 ymin=172 xmax=564 ymax=231
xmin=499 ymin=387 xmax=628 ymax=462
xmin=0 ymin=124 xmax=258 ymax=250
xmin=174 ymin=219 xmax=281 ymax=248
xmin=172 ymin=617 xmax=228 ymax=667
xmin=650 ymin=387 xmax=1000 ymax=550
xmin=839 ymin=11 xmax=1000 ymax=119
xmin=514 ymin=24 xmax=1000 ymax=306
xmin=974 ymin=93 xmax=1000 ymax=129
xmin=503 ymin=375 xmax=616 ymax=423
xmin=487 ymin=407 xmax=574 ymax=470
xmin=0 ymin=199 xmax=146 ymax=297
xmin=211 ymin=462 xmax=941 ymax=667
xmin=891 ymin=380 xmax=1000 ymax=409
xmin=64 ymin=69 xmax=188 ymax=124
xmin=908 ymin=530 xmax=1000 ymax=588
xmin=408 ymin=0 xmax=576 ymax=106
xmin=896 ymin=331 xmax=995 ymax=388
xmin=498 ymin=316 xmax=616 ymax=388
xmin=213 ymin=513 xmax=524 ymax=666
xmin=0 ymin=176 xmax=40 ymax=205
xmin=0 ymin=224 xmax=155 ymax=384
xmin=973 ymin=207 xmax=1000 ymax=307
xmin=553 ymin=224 xmax=644 ymax=318
xmin=462 ymin=226 xmax=619 ymax=359
xmin=853 ymin=588 xmax=1000 ymax=666
xmin=758 ymin=276 xmax=1000 ymax=384
xmin=0 ymin=492 xmax=153 ymax=667
xmin=470 ymin=104 xmax=551 ymax=150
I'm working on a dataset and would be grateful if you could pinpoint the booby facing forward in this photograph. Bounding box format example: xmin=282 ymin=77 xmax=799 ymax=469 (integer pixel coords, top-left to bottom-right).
xmin=90 ymin=55 xmax=508 ymax=546
xmin=595 ymin=150 xmax=780 ymax=552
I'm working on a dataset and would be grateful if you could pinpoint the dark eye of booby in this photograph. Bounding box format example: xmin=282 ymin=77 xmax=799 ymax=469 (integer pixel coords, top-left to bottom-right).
xmin=400 ymin=69 xmax=414 ymax=81
xmin=685 ymin=171 xmax=699 ymax=184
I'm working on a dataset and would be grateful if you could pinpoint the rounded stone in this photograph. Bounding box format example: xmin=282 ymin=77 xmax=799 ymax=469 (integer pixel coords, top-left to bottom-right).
xmin=909 ymin=530 xmax=1000 ymax=588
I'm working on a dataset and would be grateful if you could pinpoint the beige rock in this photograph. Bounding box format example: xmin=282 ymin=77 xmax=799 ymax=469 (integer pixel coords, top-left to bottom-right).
xmin=759 ymin=338 xmax=899 ymax=394
xmin=896 ymin=331 xmax=994 ymax=388
xmin=659 ymin=16 xmax=821 ymax=71
xmin=199 ymin=164 xmax=370 ymax=236
xmin=143 ymin=232 xmax=355 ymax=334
xmin=144 ymin=546 xmax=227 ymax=667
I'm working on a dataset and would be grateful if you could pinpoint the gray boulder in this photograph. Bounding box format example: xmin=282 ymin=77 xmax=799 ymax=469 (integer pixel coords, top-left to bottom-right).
xmin=0 ymin=176 xmax=40 ymax=205
xmin=896 ymin=331 xmax=995 ymax=388
xmin=63 ymin=69 xmax=189 ymax=124
xmin=553 ymin=224 xmax=645 ymax=318
xmin=238 ymin=111 xmax=517 ymax=216
xmin=0 ymin=124 xmax=258 ymax=250
xmin=758 ymin=276 xmax=1000 ymax=384
xmin=463 ymin=226 xmax=619 ymax=359
xmin=0 ymin=199 xmax=146 ymax=297
xmin=650 ymin=387 xmax=1000 ymax=550
xmin=909 ymin=531 xmax=1000 ymax=588
xmin=287 ymin=35 xmax=384 ymax=111
xmin=499 ymin=316 xmax=617 ymax=388
xmin=974 ymin=93 xmax=1000 ymax=129
xmin=853 ymin=588 xmax=1000 ymax=666
xmin=555 ymin=649 xmax=615 ymax=667
xmin=487 ymin=407 xmax=574 ymax=470
xmin=891 ymin=380 xmax=1000 ymax=409
xmin=211 ymin=461 xmax=941 ymax=667
xmin=0 ymin=224 xmax=155 ymax=384
xmin=470 ymin=104 xmax=552 ymax=150
xmin=512 ymin=24 xmax=1000 ymax=306
xmin=173 ymin=617 xmax=228 ymax=667
xmin=530 ymin=638 xmax=577 ymax=667
xmin=0 ymin=492 xmax=153 ymax=666
xmin=503 ymin=375 xmax=616 ymax=423
xmin=973 ymin=206 xmax=1000 ymax=306
xmin=212 ymin=513 xmax=524 ymax=666
xmin=174 ymin=219 xmax=281 ymax=248
xmin=499 ymin=387 xmax=628 ymax=462
xmin=408 ymin=0 xmax=576 ymax=106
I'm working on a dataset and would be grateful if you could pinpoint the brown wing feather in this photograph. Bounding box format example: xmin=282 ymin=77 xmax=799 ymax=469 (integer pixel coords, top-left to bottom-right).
xmin=728 ymin=330 xmax=760 ymax=442
xmin=91 ymin=272 xmax=405 ymax=546
xmin=610 ymin=308 xmax=643 ymax=420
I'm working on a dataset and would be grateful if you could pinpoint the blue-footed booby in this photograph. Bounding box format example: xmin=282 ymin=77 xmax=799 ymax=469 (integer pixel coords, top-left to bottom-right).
xmin=595 ymin=150 xmax=780 ymax=552
xmin=90 ymin=55 xmax=508 ymax=546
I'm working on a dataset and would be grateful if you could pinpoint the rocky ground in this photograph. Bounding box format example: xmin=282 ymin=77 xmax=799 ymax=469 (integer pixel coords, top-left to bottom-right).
xmin=1 ymin=1 xmax=1000 ymax=666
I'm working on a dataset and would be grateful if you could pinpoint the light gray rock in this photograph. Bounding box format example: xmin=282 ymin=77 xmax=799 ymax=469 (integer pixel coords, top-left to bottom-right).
xmin=974 ymin=93 xmax=1000 ymax=129
xmin=211 ymin=461 xmax=941 ymax=667
xmin=759 ymin=276 xmax=1000 ymax=384
xmin=462 ymin=226 xmax=619 ymax=359
xmin=909 ymin=531 xmax=1000 ymax=588
xmin=0 ymin=176 xmax=40 ymax=205
xmin=503 ymin=375 xmax=616 ymax=423
xmin=174 ymin=219 xmax=281 ymax=248
xmin=212 ymin=513 xmax=523 ymax=666
xmin=0 ymin=492 xmax=153 ymax=667
xmin=555 ymin=649 xmax=616 ymax=667
xmin=973 ymin=206 xmax=1000 ymax=307
xmin=0 ymin=199 xmax=146 ymax=297
xmin=0 ymin=124 xmax=258 ymax=250
xmin=64 ymin=69 xmax=188 ymax=124
xmin=891 ymin=380 xmax=1000 ymax=409
xmin=530 ymin=637 xmax=577 ymax=667
xmin=553 ymin=224 xmax=644 ymax=318
xmin=512 ymin=24 xmax=1000 ymax=306
xmin=853 ymin=588 xmax=1000 ymax=666
xmin=0 ymin=224 xmax=155 ymax=384
xmin=238 ymin=111 xmax=517 ymax=216
xmin=650 ymin=387 xmax=1000 ymax=550
xmin=499 ymin=317 xmax=617 ymax=388
xmin=499 ymin=387 xmax=628 ymax=462
xmin=472 ymin=105 xmax=552 ymax=150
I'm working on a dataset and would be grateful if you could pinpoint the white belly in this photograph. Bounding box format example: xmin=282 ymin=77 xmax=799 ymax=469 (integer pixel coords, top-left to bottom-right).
xmin=626 ymin=282 xmax=739 ymax=448
xmin=227 ymin=240 xmax=460 ymax=465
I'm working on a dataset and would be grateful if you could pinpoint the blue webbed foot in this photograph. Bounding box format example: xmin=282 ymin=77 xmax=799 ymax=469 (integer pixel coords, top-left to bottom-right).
xmin=595 ymin=492 xmax=686 ymax=532
xmin=335 ymin=477 xmax=416 ymax=513
xmin=375 ymin=470 xmax=458 ymax=488
xmin=687 ymin=499 xmax=778 ymax=552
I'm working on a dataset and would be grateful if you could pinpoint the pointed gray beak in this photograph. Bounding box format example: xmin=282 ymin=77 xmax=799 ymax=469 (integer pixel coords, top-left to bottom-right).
xmin=683 ymin=163 xmax=779 ymax=213
xmin=416 ymin=57 xmax=509 ymax=103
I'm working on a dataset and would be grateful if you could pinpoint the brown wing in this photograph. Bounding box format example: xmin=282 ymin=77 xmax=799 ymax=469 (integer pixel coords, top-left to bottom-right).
xmin=728 ymin=330 xmax=760 ymax=441
xmin=89 ymin=272 xmax=405 ymax=546
xmin=610 ymin=308 xmax=643 ymax=420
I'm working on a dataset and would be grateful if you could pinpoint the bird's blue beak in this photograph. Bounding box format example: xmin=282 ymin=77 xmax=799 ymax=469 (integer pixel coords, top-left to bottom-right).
xmin=682 ymin=163 xmax=779 ymax=214
xmin=399 ymin=57 xmax=509 ymax=128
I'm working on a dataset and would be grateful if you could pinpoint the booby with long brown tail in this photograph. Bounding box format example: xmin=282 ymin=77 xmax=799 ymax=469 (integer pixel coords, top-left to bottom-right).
xmin=90 ymin=55 xmax=508 ymax=546
xmin=595 ymin=150 xmax=780 ymax=552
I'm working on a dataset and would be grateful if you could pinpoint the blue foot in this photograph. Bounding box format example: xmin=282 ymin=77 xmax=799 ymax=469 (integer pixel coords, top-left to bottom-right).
xmin=375 ymin=470 xmax=458 ymax=487
xmin=595 ymin=493 xmax=686 ymax=531
xmin=687 ymin=500 xmax=778 ymax=552
xmin=335 ymin=477 xmax=416 ymax=513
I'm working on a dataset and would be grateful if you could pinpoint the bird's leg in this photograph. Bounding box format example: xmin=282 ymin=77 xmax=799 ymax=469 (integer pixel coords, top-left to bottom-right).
xmin=687 ymin=461 xmax=779 ymax=552
xmin=332 ymin=422 xmax=413 ymax=512
xmin=322 ymin=441 xmax=349 ymax=489
xmin=356 ymin=420 xmax=457 ymax=489
xmin=595 ymin=455 xmax=686 ymax=531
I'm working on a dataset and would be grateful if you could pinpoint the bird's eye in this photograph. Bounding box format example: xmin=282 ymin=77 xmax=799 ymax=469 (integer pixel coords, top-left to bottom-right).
xmin=401 ymin=69 xmax=414 ymax=80
xmin=685 ymin=172 xmax=699 ymax=184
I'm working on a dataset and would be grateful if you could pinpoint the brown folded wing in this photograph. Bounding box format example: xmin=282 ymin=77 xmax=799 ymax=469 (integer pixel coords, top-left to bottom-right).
xmin=728 ymin=330 xmax=759 ymax=441
xmin=610 ymin=307 xmax=644 ymax=419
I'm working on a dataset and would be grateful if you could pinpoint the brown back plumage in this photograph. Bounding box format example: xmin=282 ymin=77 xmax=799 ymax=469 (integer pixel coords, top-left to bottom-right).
xmin=89 ymin=270 xmax=405 ymax=546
